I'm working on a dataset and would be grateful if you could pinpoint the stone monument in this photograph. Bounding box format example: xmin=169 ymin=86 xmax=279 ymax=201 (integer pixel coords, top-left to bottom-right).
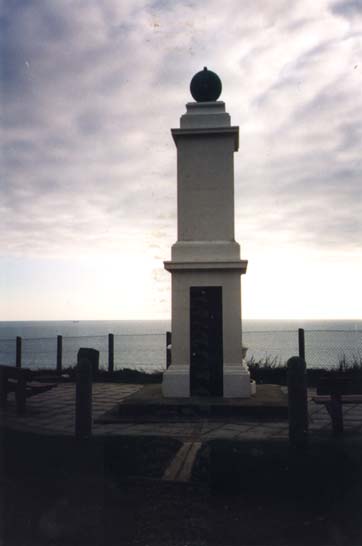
xmin=162 ymin=67 xmax=252 ymax=398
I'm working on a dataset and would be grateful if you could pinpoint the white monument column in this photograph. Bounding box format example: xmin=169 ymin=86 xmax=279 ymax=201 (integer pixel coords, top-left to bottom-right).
xmin=162 ymin=67 xmax=251 ymax=398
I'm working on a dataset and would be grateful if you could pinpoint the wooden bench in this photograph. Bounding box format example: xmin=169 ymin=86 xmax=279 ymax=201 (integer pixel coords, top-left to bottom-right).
xmin=312 ymin=374 xmax=362 ymax=435
xmin=0 ymin=365 xmax=57 ymax=415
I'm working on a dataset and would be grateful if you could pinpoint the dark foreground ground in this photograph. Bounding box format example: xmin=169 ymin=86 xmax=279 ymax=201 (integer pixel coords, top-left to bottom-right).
xmin=1 ymin=430 xmax=362 ymax=546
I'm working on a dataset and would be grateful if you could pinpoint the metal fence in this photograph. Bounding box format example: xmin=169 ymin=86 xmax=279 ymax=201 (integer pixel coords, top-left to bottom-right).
xmin=0 ymin=329 xmax=361 ymax=372
xmin=0 ymin=333 xmax=166 ymax=372
xmin=243 ymin=329 xmax=362 ymax=369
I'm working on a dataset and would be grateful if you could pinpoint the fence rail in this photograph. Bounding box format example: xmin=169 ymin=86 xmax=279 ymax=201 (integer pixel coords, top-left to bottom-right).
xmin=0 ymin=329 xmax=361 ymax=372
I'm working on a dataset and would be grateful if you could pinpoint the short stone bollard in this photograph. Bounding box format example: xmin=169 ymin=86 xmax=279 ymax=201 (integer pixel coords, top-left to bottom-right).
xmin=78 ymin=347 xmax=99 ymax=376
xmin=75 ymin=349 xmax=97 ymax=440
xmin=287 ymin=356 xmax=308 ymax=449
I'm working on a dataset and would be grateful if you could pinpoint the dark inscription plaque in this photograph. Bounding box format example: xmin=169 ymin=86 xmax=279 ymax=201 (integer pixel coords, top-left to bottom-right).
xmin=190 ymin=286 xmax=223 ymax=396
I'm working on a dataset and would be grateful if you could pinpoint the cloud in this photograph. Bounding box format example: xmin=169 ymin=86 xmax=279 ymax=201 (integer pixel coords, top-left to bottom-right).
xmin=1 ymin=0 xmax=361 ymax=265
xmin=231 ymin=9 xmax=362 ymax=254
xmin=331 ymin=0 xmax=362 ymax=19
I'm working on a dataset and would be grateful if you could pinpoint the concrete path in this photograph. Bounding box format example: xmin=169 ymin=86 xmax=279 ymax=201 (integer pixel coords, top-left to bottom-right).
xmin=1 ymin=382 xmax=362 ymax=441
xmin=162 ymin=441 xmax=202 ymax=482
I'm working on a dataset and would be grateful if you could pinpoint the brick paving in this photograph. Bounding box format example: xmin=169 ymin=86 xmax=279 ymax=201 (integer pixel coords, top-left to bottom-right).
xmin=1 ymin=382 xmax=362 ymax=440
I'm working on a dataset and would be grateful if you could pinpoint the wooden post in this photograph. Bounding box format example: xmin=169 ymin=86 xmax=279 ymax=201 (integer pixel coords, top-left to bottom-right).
xmin=15 ymin=372 xmax=26 ymax=415
xmin=16 ymin=336 xmax=22 ymax=368
xmin=329 ymin=393 xmax=344 ymax=435
xmin=166 ymin=331 xmax=172 ymax=369
xmin=108 ymin=333 xmax=114 ymax=373
xmin=56 ymin=335 xmax=63 ymax=375
xmin=298 ymin=328 xmax=305 ymax=361
xmin=75 ymin=349 xmax=94 ymax=440
xmin=0 ymin=367 xmax=7 ymax=408
xmin=287 ymin=356 xmax=308 ymax=449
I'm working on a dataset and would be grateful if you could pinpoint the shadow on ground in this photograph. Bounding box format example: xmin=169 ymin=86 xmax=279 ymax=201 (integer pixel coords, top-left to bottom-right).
xmin=2 ymin=429 xmax=362 ymax=545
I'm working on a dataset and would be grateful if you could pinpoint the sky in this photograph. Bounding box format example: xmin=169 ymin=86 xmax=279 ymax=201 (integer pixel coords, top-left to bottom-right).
xmin=1 ymin=0 xmax=361 ymax=321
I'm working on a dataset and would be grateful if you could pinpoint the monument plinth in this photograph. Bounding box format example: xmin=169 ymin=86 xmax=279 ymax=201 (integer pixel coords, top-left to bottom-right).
xmin=162 ymin=68 xmax=252 ymax=398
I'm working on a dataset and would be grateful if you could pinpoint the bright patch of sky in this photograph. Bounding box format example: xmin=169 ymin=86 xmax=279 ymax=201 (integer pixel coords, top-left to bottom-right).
xmin=1 ymin=0 xmax=361 ymax=320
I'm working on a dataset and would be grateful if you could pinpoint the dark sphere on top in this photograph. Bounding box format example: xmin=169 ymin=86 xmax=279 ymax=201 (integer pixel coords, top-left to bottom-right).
xmin=190 ymin=67 xmax=222 ymax=102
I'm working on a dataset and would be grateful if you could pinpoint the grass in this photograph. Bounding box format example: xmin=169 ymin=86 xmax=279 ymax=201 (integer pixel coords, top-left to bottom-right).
xmin=191 ymin=438 xmax=362 ymax=543
xmin=1 ymin=429 xmax=183 ymax=546
xmin=193 ymin=438 xmax=361 ymax=492
xmin=248 ymin=355 xmax=362 ymax=388
xmin=337 ymin=354 xmax=362 ymax=371
xmin=2 ymin=428 xmax=182 ymax=480
xmin=3 ymin=432 xmax=362 ymax=545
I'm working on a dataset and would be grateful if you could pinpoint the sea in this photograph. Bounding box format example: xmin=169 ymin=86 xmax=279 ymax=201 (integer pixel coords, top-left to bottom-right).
xmin=0 ymin=319 xmax=361 ymax=372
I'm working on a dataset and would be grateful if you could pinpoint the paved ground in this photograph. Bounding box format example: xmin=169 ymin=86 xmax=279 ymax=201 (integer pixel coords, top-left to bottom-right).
xmin=3 ymin=385 xmax=362 ymax=545
xmin=1 ymin=382 xmax=362 ymax=441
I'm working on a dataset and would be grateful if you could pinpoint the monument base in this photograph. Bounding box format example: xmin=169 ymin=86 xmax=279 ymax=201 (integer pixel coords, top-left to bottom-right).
xmin=162 ymin=365 xmax=190 ymax=398
xmin=162 ymin=364 xmax=255 ymax=398
xmin=223 ymin=364 xmax=254 ymax=398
